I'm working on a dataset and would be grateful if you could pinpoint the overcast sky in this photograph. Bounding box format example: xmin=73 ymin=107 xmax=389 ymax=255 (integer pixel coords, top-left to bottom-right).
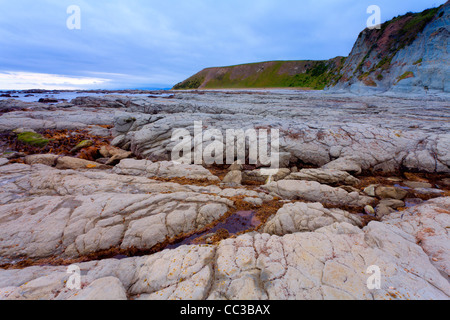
xmin=0 ymin=0 xmax=446 ymax=90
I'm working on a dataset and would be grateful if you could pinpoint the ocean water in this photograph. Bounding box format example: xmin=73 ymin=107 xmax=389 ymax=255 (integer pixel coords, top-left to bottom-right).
xmin=0 ymin=90 xmax=172 ymax=103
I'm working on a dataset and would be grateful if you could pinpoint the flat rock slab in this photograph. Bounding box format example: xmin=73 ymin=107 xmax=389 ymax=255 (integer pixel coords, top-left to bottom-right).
xmin=382 ymin=197 xmax=450 ymax=277
xmin=262 ymin=180 xmax=375 ymax=208
xmin=263 ymin=202 xmax=363 ymax=236
xmin=0 ymin=192 xmax=231 ymax=263
xmin=284 ymin=169 xmax=360 ymax=186
xmin=1 ymin=199 xmax=449 ymax=300
xmin=113 ymin=159 xmax=220 ymax=181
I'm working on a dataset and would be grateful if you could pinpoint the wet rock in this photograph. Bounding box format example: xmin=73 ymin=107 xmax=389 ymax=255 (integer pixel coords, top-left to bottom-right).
xmin=284 ymin=168 xmax=360 ymax=186
xmin=38 ymin=98 xmax=59 ymax=104
xmin=203 ymin=229 xmax=230 ymax=245
xmin=375 ymin=186 xmax=408 ymax=200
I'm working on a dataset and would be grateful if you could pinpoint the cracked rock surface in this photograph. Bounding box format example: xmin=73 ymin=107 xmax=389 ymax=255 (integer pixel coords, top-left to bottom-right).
xmin=263 ymin=202 xmax=363 ymax=235
xmin=262 ymin=180 xmax=375 ymax=208
xmin=0 ymin=91 xmax=449 ymax=301
xmin=1 ymin=200 xmax=449 ymax=300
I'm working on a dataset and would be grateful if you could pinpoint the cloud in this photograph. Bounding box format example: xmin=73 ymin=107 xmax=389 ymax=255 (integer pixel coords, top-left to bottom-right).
xmin=0 ymin=0 xmax=446 ymax=89
xmin=0 ymin=71 xmax=110 ymax=90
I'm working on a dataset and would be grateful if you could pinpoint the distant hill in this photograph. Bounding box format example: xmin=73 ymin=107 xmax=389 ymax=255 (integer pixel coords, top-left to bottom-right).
xmin=173 ymin=2 xmax=449 ymax=93
xmin=173 ymin=58 xmax=346 ymax=90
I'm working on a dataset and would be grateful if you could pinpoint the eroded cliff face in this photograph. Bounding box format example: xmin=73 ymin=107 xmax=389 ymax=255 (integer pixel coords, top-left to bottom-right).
xmin=328 ymin=3 xmax=449 ymax=93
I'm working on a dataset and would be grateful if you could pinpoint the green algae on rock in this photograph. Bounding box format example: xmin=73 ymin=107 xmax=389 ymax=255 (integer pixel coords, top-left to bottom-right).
xmin=17 ymin=132 xmax=50 ymax=148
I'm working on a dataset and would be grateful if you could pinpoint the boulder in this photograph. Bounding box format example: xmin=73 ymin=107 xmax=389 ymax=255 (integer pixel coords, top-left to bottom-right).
xmin=55 ymin=157 xmax=110 ymax=170
xmin=222 ymin=171 xmax=242 ymax=185
xmin=375 ymin=186 xmax=408 ymax=200
xmin=363 ymin=185 xmax=378 ymax=197
xmin=24 ymin=154 xmax=58 ymax=166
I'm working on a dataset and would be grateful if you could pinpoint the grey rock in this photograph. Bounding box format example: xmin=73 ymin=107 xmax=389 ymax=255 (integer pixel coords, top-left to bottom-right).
xmin=262 ymin=180 xmax=375 ymax=208
xmin=69 ymin=277 xmax=127 ymax=300
xmin=222 ymin=171 xmax=242 ymax=185
xmin=24 ymin=154 xmax=58 ymax=166
xmin=285 ymin=168 xmax=360 ymax=186
xmin=263 ymin=202 xmax=363 ymax=235
xmin=403 ymin=181 xmax=433 ymax=189
xmin=375 ymin=186 xmax=408 ymax=200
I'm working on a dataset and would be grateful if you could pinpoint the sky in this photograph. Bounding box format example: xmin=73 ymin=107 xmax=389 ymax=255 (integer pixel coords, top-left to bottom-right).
xmin=0 ymin=0 xmax=446 ymax=90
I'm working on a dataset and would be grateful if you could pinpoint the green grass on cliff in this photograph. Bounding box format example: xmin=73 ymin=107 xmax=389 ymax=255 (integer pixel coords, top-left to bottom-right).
xmin=174 ymin=59 xmax=344 ymax=90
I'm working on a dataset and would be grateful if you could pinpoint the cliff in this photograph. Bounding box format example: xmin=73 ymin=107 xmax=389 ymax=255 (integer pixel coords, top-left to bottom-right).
xmin=173 ymin=58 xmax=345 ymax=90
xmin=329 ymin=2 xmax=449 ymax=93
xmin=173 ymin=3 xmax=449 ymax=93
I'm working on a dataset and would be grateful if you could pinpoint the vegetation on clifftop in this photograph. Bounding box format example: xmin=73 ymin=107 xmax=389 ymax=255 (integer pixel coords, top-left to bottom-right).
xmin=173 ymin=58 xmax=346 ymax=90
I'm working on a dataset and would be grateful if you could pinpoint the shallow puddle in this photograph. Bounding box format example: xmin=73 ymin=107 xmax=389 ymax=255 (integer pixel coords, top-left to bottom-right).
xmin=166 ymin=211 xmax=261 ymax=249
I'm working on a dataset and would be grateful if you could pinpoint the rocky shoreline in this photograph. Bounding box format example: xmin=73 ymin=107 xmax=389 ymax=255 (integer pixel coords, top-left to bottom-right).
xmin=0 ymin=90 xmax=449 ymax=300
